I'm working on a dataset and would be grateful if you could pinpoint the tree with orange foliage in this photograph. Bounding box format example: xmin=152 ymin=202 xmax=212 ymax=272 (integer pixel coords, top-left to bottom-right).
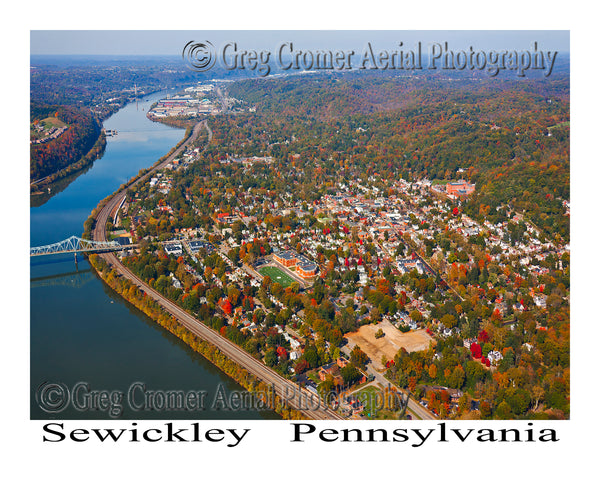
xmin=408 ymin=376 xmax=417 ymax=392
xmin=221 ymin=299 xmax=233 ymax=316
xmin=377 ymin=278 xmax=391 ymax=295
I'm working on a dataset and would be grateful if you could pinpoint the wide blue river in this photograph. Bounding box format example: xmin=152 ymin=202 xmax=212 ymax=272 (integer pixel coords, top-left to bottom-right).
xmin=30 ymin=91 xmax=278 ymax=419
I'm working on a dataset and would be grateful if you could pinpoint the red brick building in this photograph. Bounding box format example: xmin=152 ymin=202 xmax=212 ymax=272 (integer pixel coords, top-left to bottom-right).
xmin=273 ymin=251 xmax=319 ymax=280
xmin=273 ymin=251 xmax=298 ymax=267
xmin=446 ymin=180 xmax=475 ymax=196
xmin=296 ymin=261 xmax=318 ymax=279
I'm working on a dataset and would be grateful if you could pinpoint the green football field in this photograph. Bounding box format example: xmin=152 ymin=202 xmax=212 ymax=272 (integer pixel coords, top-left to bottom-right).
xmin=259 ymin=266 xmax=296 ymax=288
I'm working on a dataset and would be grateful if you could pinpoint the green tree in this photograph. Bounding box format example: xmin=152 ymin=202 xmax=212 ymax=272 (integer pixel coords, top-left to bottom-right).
xmin=441 ymin=313 xmax=457 ymax=329
xmin=448 ymin=365 xmax=465 ymax=389
xmin=264 ymin=349 xmax=278 ymax=367
xmin=341 ymin=364 xmax=362 ymax=385
xmin=495 ymin=400 xmax=512 ymax=419
xmin=350 ymin=345 xmax=369 ymax=368
xmin=505 ymin=388 xmax=531 ymax=416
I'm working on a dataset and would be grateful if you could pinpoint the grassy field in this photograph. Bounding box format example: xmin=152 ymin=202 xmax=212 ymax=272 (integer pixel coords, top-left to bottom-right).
xmin=259 ymin=266 xmax=296 ymax=288
xmin=548 ymin=121 xmax=570 ymax=130
xmin=355 ymin=385 xmax=404 ymax=419
xmin=41 ymin=116 xmax=67 ymax=128
xmin=355 ymin=385 xmax=383 ymax=418
xmin=30 ymin=116 xmax=68 ymax=141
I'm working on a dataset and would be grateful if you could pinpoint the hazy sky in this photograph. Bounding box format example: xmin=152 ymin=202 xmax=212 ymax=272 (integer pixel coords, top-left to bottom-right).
xmin=30 ymin=30 xmax=569 ymax=56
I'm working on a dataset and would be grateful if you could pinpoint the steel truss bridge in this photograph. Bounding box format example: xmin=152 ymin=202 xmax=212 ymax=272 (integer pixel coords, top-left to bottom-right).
xmin=30 ymin=235 xmax=129 ymax=257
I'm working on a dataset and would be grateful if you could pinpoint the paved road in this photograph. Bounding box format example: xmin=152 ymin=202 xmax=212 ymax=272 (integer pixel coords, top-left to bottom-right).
xmin=92 ymin=120 xmax=341 ymax=420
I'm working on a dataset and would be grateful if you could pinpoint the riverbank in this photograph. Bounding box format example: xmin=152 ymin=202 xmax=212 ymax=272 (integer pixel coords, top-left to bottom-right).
xmin=30 ymin=130 xmax=106 ymax=204
xmin=30 ymin=124 xmax=106 ymax=194
xmin=147 ymin=115 xmax=202 ymax=130
xmin=81 ymin=124 xmax=194 ymax=239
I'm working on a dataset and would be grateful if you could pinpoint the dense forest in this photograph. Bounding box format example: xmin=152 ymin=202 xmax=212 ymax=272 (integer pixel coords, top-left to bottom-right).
xmin=30 ymin=103 xmax=103 ymax=181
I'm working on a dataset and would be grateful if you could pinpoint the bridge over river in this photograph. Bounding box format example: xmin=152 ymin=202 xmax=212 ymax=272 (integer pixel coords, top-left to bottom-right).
xmin=30 ymin=235 xmax=134 ymax=257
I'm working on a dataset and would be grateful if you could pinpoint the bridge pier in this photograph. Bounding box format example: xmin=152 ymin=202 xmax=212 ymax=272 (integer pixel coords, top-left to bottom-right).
xmin=74 ymin=252 xmax=78 ymax=266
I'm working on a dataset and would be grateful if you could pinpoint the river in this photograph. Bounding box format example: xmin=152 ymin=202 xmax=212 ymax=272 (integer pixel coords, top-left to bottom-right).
xmin=30 ymin=91 xmax=279 ymax=420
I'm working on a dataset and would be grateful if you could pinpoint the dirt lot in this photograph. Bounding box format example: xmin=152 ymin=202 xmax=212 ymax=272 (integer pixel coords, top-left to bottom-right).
xmin=345 ymin=319 xmax=434 ymax=370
